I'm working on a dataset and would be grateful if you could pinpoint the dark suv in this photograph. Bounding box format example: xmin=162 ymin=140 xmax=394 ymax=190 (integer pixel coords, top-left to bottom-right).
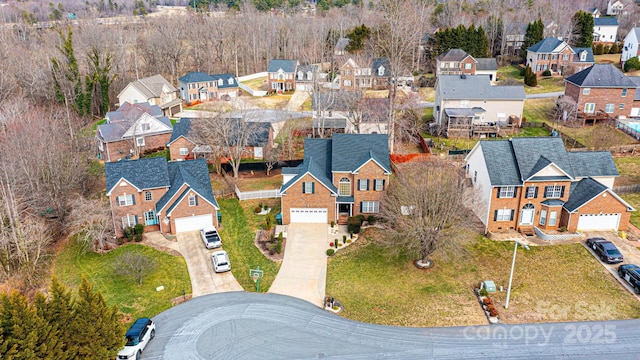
xmin=586 ymin=237 xmax=624 ymax=264
xmin=618 ymin=264 xmax=640 ymax=294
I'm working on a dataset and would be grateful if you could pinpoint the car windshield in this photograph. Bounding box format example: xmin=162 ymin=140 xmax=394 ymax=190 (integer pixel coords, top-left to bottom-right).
xmin=606 ymin=249 xmax=621 ymax=256
xmin=125 ymin=336 xmax=138 ymax=346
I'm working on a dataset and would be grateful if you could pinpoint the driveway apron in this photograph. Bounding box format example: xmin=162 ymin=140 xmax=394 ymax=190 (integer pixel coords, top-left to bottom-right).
xmin=268 ymin=223 xmax=328 ymax=307
xmin=176 ymin=232 xmax=243 ymax=297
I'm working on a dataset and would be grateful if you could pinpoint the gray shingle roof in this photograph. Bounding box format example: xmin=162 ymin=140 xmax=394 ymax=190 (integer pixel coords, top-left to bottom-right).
xmin=479 ymin=140 xmax=521 ymax=186
xmin=312 ymin=118 xmax=347 ymax=129
xmin=629 ymin=76 xmax=640 ymax=100
xmin=371 ymin=58 xmax=391 ymax=78
xmin=268 ymin=59 xmax=297 ymax=73
xmin=156 ymin=158 xmax=219 ymax=212
xmin=106 ymin=102 xmax=162 ymax=122
xmin=335 ymin=38 xmax=350 ymax=51
xmin=563 ymin=177 xmax=608 ymax=212
xmin=567 ymin=151 xmax=619 ymax=177
xmin=210 ymin=73 xmax=238 ymax=89
xmin=436 ymin=49 xmax=474 ymax=62
xmin=437 ymin=75 xmax=525 ymax=101
xmin=98 ymin=115 xmax=172 ymax=142
xmin=528 ymin=37 xmax=565 ymax=53
xmin=132 ymin=74 xmax=177 ymax=98
xmin=312 ymin=91 xmax=360 ymax=111
xmin=565 ymin=64 xmax=636 ymax=87
xmin=511 ymin=137 xmax=572 ymax=180
xmin=168 ymin=118 xmax=193 ymax=144
xmin=179 ymin=72 xmax=214 ymax=83
xmin=476 ymin=58 xmax=498 ymax=71
xmin=594 ymin=17 xmax=618 ymax=26
xmin=572 ymin=48 xmax=595 ymax=63
xmin=106 ymin=157 xmax=170 ymax=193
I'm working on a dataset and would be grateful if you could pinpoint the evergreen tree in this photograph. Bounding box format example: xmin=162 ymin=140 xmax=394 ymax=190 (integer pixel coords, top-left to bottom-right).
xmin=524 ymin=65 xmax=537 ymax=87
xmin=68 ymin=278 xmax=124 ymax=359
xmin=570 ymin=11 xmax=594 ymax=48
xmin=35 ymin=277 xmax=75 ymax=357
xmin=51 ymin=26 xmax=91 ymax=117
xmin=521 ymin=19 xmax=544 ymax=59
xmin=624 ymin=57 xmax=640 ymax=72
xmin=346 ymin=24 xmax=371 ymax=52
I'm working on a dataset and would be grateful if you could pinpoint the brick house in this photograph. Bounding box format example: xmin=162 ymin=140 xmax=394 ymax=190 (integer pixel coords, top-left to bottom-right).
xmin=117 ymin=74 xmax=183 ymax=117
xmin=312 ymin=91 xmax=389 ymax=136
xmin=564 ymin=63 xmax=637 ymax=120
xmin=167 ymin=118 xmax=213 ymax=161
xmin=339 ymin=57 xmax=391 ymax=91
xmin=465 ymin=137 xmax=634 ymax=234
xmin=526 ymin=37 xmax=594 ymax=76
xmin=280 ymin=134 xmax=391 ymax=225
xmin=435 ymin=49 xmax=498 ymax=81
xmin=178 ymin=72 xmax=238 ymax=104
xmin=105 ymin=157 xmax=219 ymax=237
xmin=96 ymin=102 xmax=173 ymax=162
xmin=267 ymin=59 xmax=298 ymax=93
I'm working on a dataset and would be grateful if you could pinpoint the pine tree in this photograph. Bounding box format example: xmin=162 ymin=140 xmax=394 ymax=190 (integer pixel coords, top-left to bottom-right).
xmin=68 ymin=277 xmax=124 ymax=359
xmin=521 ymin=19 xmax=544 ymax=60
xmin=35 ymin=277 xmax=75 ymax=357
xmin=524 ymin=65 xmax=537 ymax=87
xmin=570 ymin=11 xmax=594 ymax=48
xmin=51 ymin=26 xmax=91 ymax=117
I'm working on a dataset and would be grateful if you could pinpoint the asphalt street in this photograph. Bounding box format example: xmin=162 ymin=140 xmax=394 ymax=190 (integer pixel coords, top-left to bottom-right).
xmin=142 ymin=292 xmax=640 ymax=359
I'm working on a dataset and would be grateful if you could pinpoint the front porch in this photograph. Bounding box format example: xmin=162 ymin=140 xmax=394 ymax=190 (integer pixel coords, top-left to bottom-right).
xmin=336 ymin=200 xmax=353 ymax=225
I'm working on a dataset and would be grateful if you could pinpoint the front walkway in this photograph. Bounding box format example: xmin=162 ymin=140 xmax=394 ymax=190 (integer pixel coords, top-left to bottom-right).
xmin=284 ymin=89 xmax=310 ymax=111
xmin=268 ymin=223 xmax=328 ymax=307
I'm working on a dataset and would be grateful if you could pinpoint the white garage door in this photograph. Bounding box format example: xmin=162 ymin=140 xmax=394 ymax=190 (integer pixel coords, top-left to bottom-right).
xmin=290 ymin=208 xmax=328 ymax=223
xmin=577 ymin=213 xmax=620 ymax=231
xmin=174 ymin=214 xmax=213 ymax=233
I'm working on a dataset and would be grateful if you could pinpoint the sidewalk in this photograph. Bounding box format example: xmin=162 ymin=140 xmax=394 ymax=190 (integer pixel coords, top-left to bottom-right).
xmin=284 ymin=89 xmax=310 ymax=111
xmin=143 ymin=232 xmax=181 ymax=255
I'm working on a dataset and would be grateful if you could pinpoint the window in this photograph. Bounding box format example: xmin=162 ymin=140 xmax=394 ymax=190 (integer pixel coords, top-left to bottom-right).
xmin=361 ymin=201 xmax=380 ymax=213
xmin=580 ymin=51 xmax=587 ymax=61
xmin=498 ymin=186 xmax=515 ymax=198
xmin=620 ymin=104 xmax=625 ymax=110
xmin=338 ymin=177 xmax=351 ymax=196
xmin=179 ymin=148 xmax=189 ymax=155
xmin=144 ymin=211 xmax=158 ymax=226
xmin=440 ymin=62 xmax=446 ymax=68
xmin=144 ymin=191 xmax=152 ymax=202
xmin=136 ymin=137 xmax=145 ymax=146
xmin=549 ymin=211 xmax=557 ymax=226
xmin=622 ymin=88 xmax=628 ymax=97
xmin=188 ymin=195 xmax=197 ymax=206
xmin=297 ymin=71 xmax=303 ymax=79
xmin=540 ymin=210 xmax=547 ymax=225
xmin=271 ymin=83 xmax=277 ymax=90
xmin=378 ymin=66 xmax=385 ymax=76
xmin=117 ymin=194 xmax=134 ymax=206
xmin=218 ymin=79 xmax=223 ymax=86
xmin=228 ymin=78 xmax=234 ymax=85
xmin=525 ymin=186 xmax=537 ymax=199
xmin=473 ymin=171 xmax=477 ymax=183
xmin=374 ymin=179 xmax=385 ymax=191
xmin=563 ymin=54 xmax=570 ymax=61
xmin=460 ymin=100 xmax=469 ymax=108
xmin=121 ymin=214 xmax=137 ymax=229
xmin=303 ymin=182 xmax=314 ymax=194
xmin=343 ymin=80 xmax=352 ymax=87
xmin=464 ymin=63 xmax=472 ymax=69
xmin=495 ymin=209 xmax=513 ymax=221
xmin=583 ymin=88 xmax=590 ymax=95
xmin=584 ymin=103 xmax=595 ymax=113
xmin=141 ymin=122 xmax=151 ymax=131
xmin=544 ymin=185 xmax=564 ymax=198
xmin=358 ymin=179 xmax=369 ymax=191
xmin=605 ymin=103 xmax=615 ymax=113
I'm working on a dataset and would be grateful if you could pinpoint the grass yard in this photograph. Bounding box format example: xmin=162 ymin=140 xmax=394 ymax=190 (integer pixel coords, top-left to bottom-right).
xmin=236 ymin=175 xmax=283 ymax=192
xmin=327 ymin=232 xmax=640 ymax=327
xmin=523 ymin=98 xmax=554 ymax=122
xmin=498 ymin=65 xmax=521 ymax=80
xmin=250 ymin=94 xmax=292 ymax=109
xmin=621 ymin=193 xmax=640 ymax=228
xmin=615 ymin=157 xmax=640 ymax=186
xmin=217 ymin=198 xmax=280 ymax=292
xmin=419 ymin=87 xmax=435 ymax=102
xmin=518 ymin=125 xmax=551 ymax=137
xmin=497 ymin=65 xmax=565 ymax=93
xmin=241 ymin=76 xmax=268 ymax=91
xmin=54 ymin=240 xmax=191 ymax=320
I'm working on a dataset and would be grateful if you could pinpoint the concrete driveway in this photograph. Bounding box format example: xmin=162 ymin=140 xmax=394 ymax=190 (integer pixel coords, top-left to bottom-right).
xmin=176 ymin=232 xmax=242 ymax=297
xmin=268 ymin=223 xmax=328 ymax=307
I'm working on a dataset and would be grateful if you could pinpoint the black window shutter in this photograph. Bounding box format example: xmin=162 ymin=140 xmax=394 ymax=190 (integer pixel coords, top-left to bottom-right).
xmin=302 ymin=182 xmax=305 ymax=193
xmin=496 ymin=187 xmax=501 ymax=198
xmin=131 ymin=195 xmax=135 ymax=205
xmin=357 ymin=179 xmax=361 ymax=190
xmin=195 ymin=196 xmax=199 ymax=206
xmin=534 ymin=187 xmax=538 ymax=198
xmin=382 ymin=179 xmax=385 ymax=190
xmin=134 ymin=215 xmax=138 ymax=225
xmin=544 ymin=186 xmax=549 ymax=197
xmin=510 ymin=210 xmax=514 ymax=220
xmin=366 ymin=179 xmax=370 ymax=190
xmin=513 ymin=188 xmax=518 ymax=198
xmin=116 ymin=196 xmax=121 ymax=205
xmin=312 ymin=182 xmax=315 ymax=194
xmin=560 ymin=186 xmax=565 ymax=198
xmin=494 ymin=210 xmax=498 ymax=221
xmin=360 ymin=202 xmax=363 ymax=212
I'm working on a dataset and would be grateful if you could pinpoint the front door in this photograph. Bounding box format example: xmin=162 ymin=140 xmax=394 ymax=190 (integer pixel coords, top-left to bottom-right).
xmin=520 ymin=204 xmax=535 ymax=225
xmin=338 ymin=203 xmax=351 ymax=215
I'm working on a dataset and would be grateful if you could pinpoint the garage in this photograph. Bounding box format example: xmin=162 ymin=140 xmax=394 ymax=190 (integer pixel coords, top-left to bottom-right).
xmin=174 ymin=214 xmax=213 ymax=233
xmin=576 ymin=213 xmax=620 ymax=231
xmin=290 ymin=208 xmax=328 ymax=223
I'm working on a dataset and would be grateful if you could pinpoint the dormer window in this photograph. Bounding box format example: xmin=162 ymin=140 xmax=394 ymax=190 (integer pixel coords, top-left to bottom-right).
xmin=307 ymin=71 xmax=313 ymax=80
xmin=378 ymin=66 xmax=385 ymax=76
xmin=580 ymin=51 xmax=587 ymax=61
xmin=228 ymin=78 xmax=234 ymax=85
xmin=297 ymin=71 xmax=303 ymax=80
xmin=218 ymin=79 xmax=223 ymax=86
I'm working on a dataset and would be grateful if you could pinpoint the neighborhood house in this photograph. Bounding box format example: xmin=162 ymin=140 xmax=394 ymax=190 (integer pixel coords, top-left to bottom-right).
xmin=526 ymin=37 xmax=594 ymax=76
xmin=105 ymin=157 xmax=219 ymax=237
xmin=179 ymin=72 xmax=239 ymax=103
xmin=267 ymin=59 xmax=298 ymax=93
xmin=117 ymin=74 xmax=183 ymax=117
xmin=280 ymin=134 xmax=391 ymax=225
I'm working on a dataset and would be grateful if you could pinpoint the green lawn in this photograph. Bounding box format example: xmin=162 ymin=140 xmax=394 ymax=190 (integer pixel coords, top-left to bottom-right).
xmin=218 ymin=198 xmax=280 ymax=291
xmin=621 ymin=193 xmax=640 ymax=228
xmin=517 ymin=125 xmax=551 ymax=137
xmin=497 ymin=65 xmax=521 ymax=80
xmin=615 ymin=157 xmax=640 ymax=186
xmin=327 ymin=231 xmax=640 ymax=326
xmin=141 ymin=148 xmax=169 ymax=160
xmin=523 ymin=98 xmax=554 ymax=123
xmin=54 ymin=240 xmax=191 ymax=320
xmin=497 ymin=65 xmax=565 ymax=94
xmin=241 ymin=76 xmax=268 ymax=91
xmin=237 ymin=176 xmax=283 ymax=192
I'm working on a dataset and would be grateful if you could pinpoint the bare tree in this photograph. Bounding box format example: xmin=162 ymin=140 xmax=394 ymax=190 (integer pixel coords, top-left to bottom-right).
xmin=68 ymin=197 xmax=115 ymax=252
xmin=263 ymin=143 xmax=282 ymax=176
xmin=114 ymin=252 xmax=156 ymax=286
xmin=376 ymin=160 xmax=471 ymax=268
xmin=551 ymin=96 xmax=579 ymax=130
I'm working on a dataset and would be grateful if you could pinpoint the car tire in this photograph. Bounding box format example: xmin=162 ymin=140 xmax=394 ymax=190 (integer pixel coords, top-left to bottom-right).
xmin=150 ymin=329 xmax=155 ymax=340
xmin=600 ymin=255 xmax=606 ymax=262
xmin=634 ymin=285 xmax=640 ymax=295
xmin=136 ymin=350 xmax=141 ymax=360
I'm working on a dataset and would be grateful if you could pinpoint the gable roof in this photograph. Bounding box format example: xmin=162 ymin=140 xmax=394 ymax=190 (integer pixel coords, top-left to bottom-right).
xmin=563 ymin=177 xmax=630 ymax=212
xmin=210 ymin=73 xmax=237 ymax=89
xmin=312 ymin=91 xmax=361 ymax=111
xmin=98 ymin=115 xmax=172 ymax=142
xmin=106 ymin=157 xmax=170 ymax=194
xmin=436 ymin=49 xmax=475 ymax=62
xmin=131 ymin=74 xmax=177 ymax=99
xmin=335 ymin=38 xmax=350 ymax=51
xmin=527 ymin=37 xmax=566 ymax=53
xmin=280 ymin=134 xmax=390 ymax=193
xmin=156 ymin=158 xmax=219 ymax=212
xmin=628 ymin=76 xmax=640 ymax=100
xmin=179 ymin=72 xmax=214 ymax=84
xmin=473 ymin=137 xmax=619 ymax=187
xmin=565 ymin=64 xmax=636 ymax=87
xmin=437 ymin=75 xmax=525 ymax=101
xmin=106 ymin=102 xmax=162 ymax=123
xmin=268 ymin=59 xmax=297 ymax=73
xmin=626 ymin=27 xmax=640 ymax=42
xmin=476 ymin=58 xmax=498 ymax=71
xmin=594 ymin=17 xmax=618 ymax=26
xmin=371 ymin=58 xmax=391 ymax=77
xmin=572 ymin=48 xmax=595 ymax=63
xmin=168 ymin=118 xmax=195 ymax=145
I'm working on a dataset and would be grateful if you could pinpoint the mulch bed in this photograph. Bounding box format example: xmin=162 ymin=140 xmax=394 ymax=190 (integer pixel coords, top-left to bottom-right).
xmin=254 ymin=230 xmax=285 ymax=262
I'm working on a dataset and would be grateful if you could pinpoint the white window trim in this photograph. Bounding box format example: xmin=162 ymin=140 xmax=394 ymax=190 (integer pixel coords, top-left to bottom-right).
xmin=361 ymin=201 xmax=380 ymax=213
xmin=496 ymin=209 xmax=512 ymax=221
xmin=188 ymin=195 xmax=197 ymax=207
xmin=525 ymin=186 xmax=536 ymax=199
xmin=549 ymin=211 xmax=557 ymax=226
xmin=179 ymin=147 xmax=189 ymax=156
xmin=118 ymin=194 xmax=134 ymax=206
xmin=136 ymin=137 xmax=145 ymax=146
xmin=540 ymin=210 xmax=547 ymax=225
xmin=499 ymin=186 xmax=515 ymax=198
xmin=374 ymin=179 xmax=384 ymax=191
xmin=121 ymin=214 xmax=136 ymax=228
xmin=545 ymin=185 xmax=562 ymax=198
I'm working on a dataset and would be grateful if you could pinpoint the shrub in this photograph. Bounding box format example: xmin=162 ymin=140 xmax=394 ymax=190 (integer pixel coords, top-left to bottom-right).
xmin=624 ymin=57 xmax=640 ymax=72
xmin=338 ymin=243 xmax=342 ymax=247
xmin=542 ymin=69 xmax=551 ymax=77
xmin=276 ymin=238 xmax=282 ymax=254
xmin=329 ymin=242 xmax=334 ymax=247
xmin=489 ymin=307 xmax=499 ymax=317
xmin=330 ymin=220 xmax=335 ymax=228
xmin=326 ymin=249 xmax=335 ymax=256
xmin=483 ymin=297 xmax=493 ymax=305
xmin=347 ymin=216 xmax=363 ymax=234
xmin=523 ymin=65 xmax=537 ymax=87
xmin=609 ymin=43 xmax=619 ymax=54
xmin=367 ymin=215 xmax=376 ymax=224
xmin=254 ymin=206 xmax=262 ymax=214
xmin=478 ymin=288 xmax=488 ymax=297
xmin=270 ymin=233 xmax=275 ymax=243
xmin=356 ymin=214 xmax=365 ymax=222
xmin=264 ymin=212 xmax=275 ymax=230
xmin=346 ymin=239 xmax=352 ymax=244
xmin=278 ymin=232 xmax=283 ymax=242
xmin=258 ymin=202 xmax=263 ymax=209
xmin=123 ymin=226 xmax=135 ymax=241
xmin=342 ymin=235 xmax=347 ymax=243
xmin=133 ymin=224 xmax=144 ymax=235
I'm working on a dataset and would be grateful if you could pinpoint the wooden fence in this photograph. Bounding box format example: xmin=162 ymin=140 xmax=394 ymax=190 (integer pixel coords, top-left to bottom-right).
xmin=613 ymin=184 xmax=640 ymax=194
xmin=234 ymin=186 xmax=281 ymax=201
